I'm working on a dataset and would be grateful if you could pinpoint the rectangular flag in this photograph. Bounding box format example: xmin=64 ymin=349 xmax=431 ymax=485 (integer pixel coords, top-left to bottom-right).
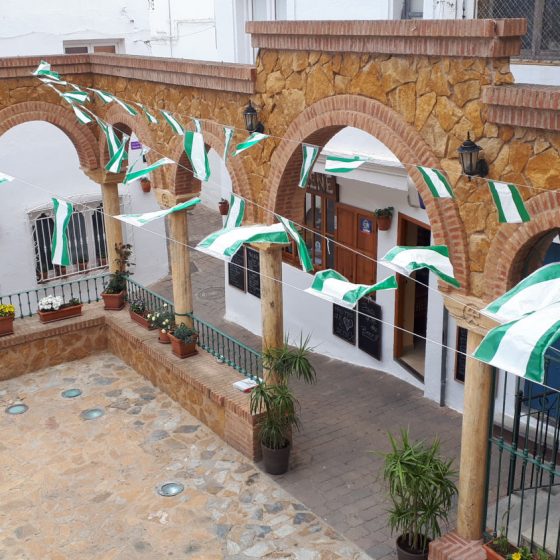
xmin=61 ymin=90 xmax=89 ymax=105
xmin=224 ymin=194 xmax=245 ymax=229
xmin=112 ymin=96 xmax=138 ymax=116
xmin=160 ymin=110 xmax=184 ymax=136
xmin=105 ymin=134 xmax=129 ymax=174
xmin=488 ymin=181 xmax=530 ymax=223
xmin=233 ymin=132 xmax=268 ymax=157
xmin=71 ymin=104 xmax=93 ymax=125
xmin=123 ymin=157 xmax=174 ymax=184
xmin=277 ymin=215 xmax=313 ymax=272
xmin=51 ymin=198 xmax=73 ymax=266
xmin=88 ymin=88 xmax=114 ymax=104
xmin=137 ymin=103 xmax=158 ymax=124
xmin=381 ymin=245 xmax=460 ymax=288
xmin=474 ymin=302 xmax=560 ymax=384
xmin=183 ymin=131 xmax=210 ymax=182
xmin=115 ymin=198 xmax=201 ymax=227
xmin=192 ymin=118 xmax=202 ymax=133
xmin=305 ymin=269 xmax=397 ymax=309
xmin=32 ymin=60 xmax=60 ymax=80
xmin=0 ymin=171 xmax=14 ymax=185
xmin=417 ymin=166 xmax=455 ymax=199
xmin=223 ymin=127 xmax=234 ymax=160
xmin=299 ymin=144 xmax=320 ymax=188
xmin=324 ymin=155 xmax=367 ymax=174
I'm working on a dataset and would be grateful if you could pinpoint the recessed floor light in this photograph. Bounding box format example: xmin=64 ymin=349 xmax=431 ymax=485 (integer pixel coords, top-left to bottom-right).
xmin=62 ymin=389 xmax=82 ymax=398
xmin=81 ymin=408 xmax=104 ymax=420
xmin=157 ymin=482 xmax=184 ymax=497
xmin=5 ymin=404 xmax=28 ymax=415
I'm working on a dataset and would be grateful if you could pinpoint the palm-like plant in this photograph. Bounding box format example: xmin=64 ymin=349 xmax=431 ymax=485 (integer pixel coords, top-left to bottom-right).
xmin=383 ymin=429 xmax=457 ymax=554
xmin=262 ymin=335 xmax=316 ymax=384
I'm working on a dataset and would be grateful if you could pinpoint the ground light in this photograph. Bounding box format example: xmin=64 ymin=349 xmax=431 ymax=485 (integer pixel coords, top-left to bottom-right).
xmin=5 ymin=404 xmax=28 ymax=415
xmin=80 ymin=408 xmax=104 ymax=420
xmin=157 ymin=482 xmax=184 ymax=497
xmin=61 ymin=389 xmax=82 ymax=398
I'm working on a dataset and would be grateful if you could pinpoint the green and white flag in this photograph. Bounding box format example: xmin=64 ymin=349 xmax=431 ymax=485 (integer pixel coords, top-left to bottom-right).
xmin=417 ymin=166 xmax=454 ymax=199
xmin=123 ymin=156 xmax=174 ymax=184
xmin=474 ymin=302 xmax=560 ymax=384
xmin=483 ymin=263 xmax=560 ymax=323
xmin=61 ymin=90 xmax=89 ymax=105
xmin=224 ymin=194 xmax=245 ymax=228
xmin=223 ymin=127 xmax=234 ymax=160
xmin=324 ymin=155 xmax=367 ymax=174
xmin=277 ymin=215 xmax=313 ymax=273
xmin=88 ymin=88 xmax=114 ymax=104
xmin=233 ymin=132 xmax=268 ymax=157
xmin=97 ymin=121 xmax=121 ymax=159
xmin=381 ymin=245 xmax=460 ymax=288
xmin=115 ymin=198 xmax=201 ymax=227
xmin=197 ymin=223 xmax=289 ymax=261
xmin=305 ymin=269 xmax=397 ymax=309
xmin=184 ymin=131 xmax=210 ymax=182
xmin=138 ymin=103 xmax=158 ymax=124
xmin=105 ymin=134 xmax=129 ymax=174
xmin=38 ymin=76 xmax=67 ymax=86
xmin=112 ymin=96 xmax=138 ymax=116
xmin=488 ymin=181 xmax=530 ymax=223
xmin=160 ymin=110 xmax=184 ymax=136
xmin=51 ymin=198 xmax=73 ymax=266
xmin=32 ymin=60 xmax=60 ymax=80
xmin=0 ymin=171 xmax=15 ymax=185
xmin=70 ymin=103 xmax=93 ymax=125
xmin=192 ymin=118 xmax=202 ymax=133
xmin=299 ymin=144 xmax=320 ymax=188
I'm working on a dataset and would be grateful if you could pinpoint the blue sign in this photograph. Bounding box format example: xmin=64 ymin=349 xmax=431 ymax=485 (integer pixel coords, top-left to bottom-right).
xmin=360 ymin=218 xmax=372 ymax=234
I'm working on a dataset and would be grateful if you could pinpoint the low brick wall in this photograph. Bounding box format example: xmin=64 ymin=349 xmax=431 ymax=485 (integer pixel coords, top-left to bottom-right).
xmin=429 ymin=531 xmax=485 ymax=560
xmin=0 ymin=304 xmax=261 ymax=460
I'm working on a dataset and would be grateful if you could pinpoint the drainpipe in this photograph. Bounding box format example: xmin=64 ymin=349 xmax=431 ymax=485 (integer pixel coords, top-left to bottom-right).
xmin=439 ymin=306 xmax=449 ymax=407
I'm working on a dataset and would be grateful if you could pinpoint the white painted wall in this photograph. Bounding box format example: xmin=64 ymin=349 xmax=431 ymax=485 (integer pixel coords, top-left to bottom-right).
xmin=200 ymin=149 xmax=234 ymax=209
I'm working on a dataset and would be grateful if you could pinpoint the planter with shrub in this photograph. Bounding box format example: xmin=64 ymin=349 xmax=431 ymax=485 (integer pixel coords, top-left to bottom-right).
xmin=101 ymin=243 xmax=133 ymax=311
xmin=38 ymin=296 xmax=82 ymax=323
xmin=0 ymin=304 xmax=16 ymax=336
xmin=128 ymin=297 xmax=154 ymax=329
xmin=169 ymin=323 xmax=198 ymax=358
xmin=147 ymin=306 xmax=175 ymax=343
xmin=374 ymin=207 xmax=394 ymax=231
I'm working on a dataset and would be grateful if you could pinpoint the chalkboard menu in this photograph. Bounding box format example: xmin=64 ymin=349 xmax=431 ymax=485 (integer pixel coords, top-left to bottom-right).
xmin=357 ymin=296 xmax=382 ymax=360
xmin=333 ymin=303 xmax=356 ymax=344
xmin=228 ymin=247 xmax=246 ymax=291
xmin=455 ymin=327 xmax=468 ymax=382
xmin=246 ymin=247 xmax=261 ymax=299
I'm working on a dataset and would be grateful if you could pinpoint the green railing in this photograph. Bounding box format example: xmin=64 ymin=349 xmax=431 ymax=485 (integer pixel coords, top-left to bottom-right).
xmin=0 ymin=273 xmax=110 ymax=319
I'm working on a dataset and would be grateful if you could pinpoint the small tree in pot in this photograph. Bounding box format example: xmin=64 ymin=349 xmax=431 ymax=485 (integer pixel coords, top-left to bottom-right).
xmin=383 ymin=430 xmax=457 ymax=560
xmin=102 ymin=243 xmax=133 ymax=310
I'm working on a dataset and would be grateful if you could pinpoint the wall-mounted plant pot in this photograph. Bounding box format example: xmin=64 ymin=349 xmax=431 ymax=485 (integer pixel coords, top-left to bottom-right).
xmin=158 ymin=331 xmax=171 ymax=344
xmin=219 ymin=200 xmax=230 ymax=216
xmin=54 ymin=265 xmax=67 ymax=277
xmin=97 ymin=257 xmax=108 ymax=267
xmin=169 ymin=333 xmax=198 ymax=358
xmin=38 ymin=304 xmax=82 ymax=324
xmin=377 ymin=216 xmax=392 ymax=231
xmin=261 ymin=441 xmax=291 ymax=475
xmin=140 ymin=179 xmax=152 ymax=193
xmin=102 ymin=291 xmax=125 ymax=311
xmin=0 ymin=316 xmax=15 ymax=337
xmin=77 ymin=261 xmax=89 ymax=272
xmin=129 ymin=309 xmax=154 ymax=330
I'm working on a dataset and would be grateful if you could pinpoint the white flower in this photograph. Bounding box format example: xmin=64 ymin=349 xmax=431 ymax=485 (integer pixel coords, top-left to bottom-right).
xmin=38 ymin=295 xmax=64 ymax=311
xmin=161 ymin=328 xmax=166 ymax=333
xmin=163 ymin=304 xmax=168 ymax=308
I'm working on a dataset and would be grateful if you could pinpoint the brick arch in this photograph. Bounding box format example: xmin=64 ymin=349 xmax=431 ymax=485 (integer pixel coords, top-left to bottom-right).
xmin=0 ymin=101 xmax=99 ymax=170
xmin=485 ymin=190 xmax=560 ymax=301
xmin=266 ymin=94 xmax=469 ymax=292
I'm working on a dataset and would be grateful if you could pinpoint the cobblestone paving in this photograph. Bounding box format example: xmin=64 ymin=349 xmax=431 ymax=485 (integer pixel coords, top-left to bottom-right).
xmin=150 ymin=206 xmax=463 ymax=560
xmin=0 ymin=354 xmax=371 ymax=560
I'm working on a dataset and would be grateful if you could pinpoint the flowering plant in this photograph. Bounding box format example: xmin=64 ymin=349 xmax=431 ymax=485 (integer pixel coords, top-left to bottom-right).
xmin=0 ymin=304 xmax=15 ymax=318
xmin=507 ymin=547 xmax=534 ymax=560
xmin=129 ymin=297 xmax=147 ymax=316
xmin=38 ymin=295 xmax=64 ymax=311
xmin=147 ymin=305 xmax=175 ymax=332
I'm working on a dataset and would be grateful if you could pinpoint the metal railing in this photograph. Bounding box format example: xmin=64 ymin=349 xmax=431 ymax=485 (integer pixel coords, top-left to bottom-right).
xmin=0 ymin=273 xmax=109 ymax=318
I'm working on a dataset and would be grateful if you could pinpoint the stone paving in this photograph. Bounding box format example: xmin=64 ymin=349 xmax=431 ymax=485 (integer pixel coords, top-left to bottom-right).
xmin=0 ymin=353 xmax=371 ymax=560
xmin=150 ymin=206 xmax=464 ymax=559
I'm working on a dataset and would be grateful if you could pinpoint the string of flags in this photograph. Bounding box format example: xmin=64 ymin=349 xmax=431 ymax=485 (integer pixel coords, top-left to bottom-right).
xmin=51 ymin=198 xmax=73 ymax=266
xmin=114 ymin=198 xmax=201 ymax=227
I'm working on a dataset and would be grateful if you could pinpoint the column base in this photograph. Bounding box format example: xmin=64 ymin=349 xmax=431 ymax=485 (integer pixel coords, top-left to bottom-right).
xmin=429 ymin=531 xmax=485 ymax=560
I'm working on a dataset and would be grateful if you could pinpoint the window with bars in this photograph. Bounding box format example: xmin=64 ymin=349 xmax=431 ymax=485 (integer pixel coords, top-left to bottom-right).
xmin=477 ymin=0 xmax=560 ymax=60
xmin=31 ymin=201 xmax=108 ymax=283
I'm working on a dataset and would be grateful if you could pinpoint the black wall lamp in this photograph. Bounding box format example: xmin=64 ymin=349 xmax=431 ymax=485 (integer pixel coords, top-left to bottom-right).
xmin=243 ymin=101 xmax=264 ymax=133
xmin=458 ymin=132 xmax=488 ymax=179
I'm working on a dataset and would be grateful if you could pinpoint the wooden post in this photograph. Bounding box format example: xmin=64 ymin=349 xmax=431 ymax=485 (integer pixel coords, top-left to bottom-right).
xmin=101 ymin=182 xmax=123 ymax=273
xmin=259 ymin=244 xmax=284 ymax=383
xmin=169 ymin=209 xmax=194 ymax=328
xmin=456 ymin=329 xmax=494 ymax=541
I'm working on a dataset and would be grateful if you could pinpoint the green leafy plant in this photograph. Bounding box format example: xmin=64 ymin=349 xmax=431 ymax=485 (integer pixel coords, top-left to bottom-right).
xmin=172 ymin=323 xmax=197 ymax=343
xmin=533 ymin=548 xmax=551 ymax=560
xmin=374 ymin=206 xmax=394 ymax=218
xmin=147 ymin=306 xmax=175 ymax=332
xmin=507 ymin=546 xmax=533 ymax=560
xmin=129 ymin=297 xmax=146 ymax=315
xmin=492 ymin=527 xmax=511 ymax=556
xmin=262 ymin=334 xmax=317 ymax=384
xmin=67 ymin=298 xmax=81 ymax=307
xmin=103 ymin=243 xmax=133 ymax=295
xmin=382 ymin=429 xmax=457 ymax=554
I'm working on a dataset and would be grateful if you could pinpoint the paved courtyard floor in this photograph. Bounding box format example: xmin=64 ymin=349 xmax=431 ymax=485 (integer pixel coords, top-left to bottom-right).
xmin=0 ymin=353 xmax=370 ymax=560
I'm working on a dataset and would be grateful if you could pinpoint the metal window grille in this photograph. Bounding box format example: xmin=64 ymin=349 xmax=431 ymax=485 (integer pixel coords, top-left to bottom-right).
xmin=477 ymin=0 xmax=560 ymax=60
xmin=30 ymin=201 xmax=109 ymax=283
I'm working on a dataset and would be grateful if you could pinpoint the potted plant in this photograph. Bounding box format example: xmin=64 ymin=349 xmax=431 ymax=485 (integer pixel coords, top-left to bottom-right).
xmin=147 ymin=306 xmax=175 ymax=343
xmin=139 ymin=177 xmax=151 ymax=193
xmin=382 ymin=430 xmax=457 ymax=560
xmin=129 ymin=297 xmax=154 ymax=329
xmin=483 ymin=526 xmax=517 ymax=560
xmin=101 ymin=243 xmax=133 ymax=311
xmin=38 ymin=296 xmax=82 ymax=323
xmin=77 ymin=256 xmax=89 ymax=272
xmin=374 ymin=207 xmax=394 ymax=231
xmin=169 ymin=322 xmax=198 ymax=358
xmin=250 ymin=336 xmax=317 ymax=475
xmin=218 ymin=197 xmax=230 ymax=216
xmin=97 ymin=248 xmax=107 ymax=268
xmin=54 ymin=265 xmax=67 ymax=277
xmin=0 ymin=304 xmax=16 ymax=337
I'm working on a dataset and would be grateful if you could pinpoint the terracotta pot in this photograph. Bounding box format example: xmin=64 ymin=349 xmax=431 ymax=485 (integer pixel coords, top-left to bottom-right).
xmin=261 ymin=441 xmax=291 ymax=475
xmin=140 ymin=178 xmax=151 ymax=193
xmin=377 ymin=215 xmax=392 ymax=231
xmin=218 ymin=200 xmax=230 ymax=216
xmin=77 ymin=261 xmax=88 ymax=271
xmin=38 ymin=304 xmax=82 ymax=324
xmin=169 ymin=333 xmax=198 ymax=358
xmin=129 ymin=309 xmax=154 ymax=330
xmin=482 ymin=543 xmax=511 ymax=560
xmin=97 ymin=257 xmax=107 ymax=267
xmin=396 ymin=535 xmax=430 ymax=560
xmin=54 ymin=265 xmax=67 ymax=277
xmin=0 ymin=316 xmax=14 ymax=337
xmin=102 ymin=291 xmax=125 ymax=311
xmin=158 ymin=331 xmax=171 ymax=344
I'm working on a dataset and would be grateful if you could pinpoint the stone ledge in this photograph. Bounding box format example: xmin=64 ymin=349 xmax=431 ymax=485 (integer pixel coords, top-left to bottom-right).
xmin=247 ymin=19 xmax=527 ymax=58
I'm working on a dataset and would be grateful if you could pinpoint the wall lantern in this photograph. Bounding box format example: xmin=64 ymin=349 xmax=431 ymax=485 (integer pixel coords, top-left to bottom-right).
xmin=457 ymin=132 xmax=488 ymax=179
xmin=243 ymin=101 xmax=264 ymax=133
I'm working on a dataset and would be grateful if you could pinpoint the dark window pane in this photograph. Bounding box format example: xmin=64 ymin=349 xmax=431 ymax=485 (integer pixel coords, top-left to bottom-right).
xmin=313 ymin=234 xmax=322 ymax=266
xmin=64 ymin=46 xmax=88 ymax=54
xmin=93 ymin=45 xmax=116 ymax=53
xmin=326 ymin=237 xmax=335 ymax=269
xmin=542 ymin=0 xmax=560 ymax=52
xmin=314 ymin=195 xmax=322 ymax=229
xmin=305 ymin=193 xmax=313 ymax=227
xmin=326 ymin=199 xmax=335 ymax=234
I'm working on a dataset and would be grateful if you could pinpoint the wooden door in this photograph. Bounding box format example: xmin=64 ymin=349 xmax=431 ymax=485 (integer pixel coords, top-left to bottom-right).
xmin=335 ymin=205 xmax=356 ymax=282
xmin=355 ymin=212 xmax=376 ymax=285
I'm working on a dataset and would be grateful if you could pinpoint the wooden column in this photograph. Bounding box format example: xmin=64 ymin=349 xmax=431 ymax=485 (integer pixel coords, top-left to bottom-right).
xmin=101 ymin=182 xmax=123 ymax=273
xmin=169 ymin=210 xmax=194 ymax=328
xmin=259 ymin=244 xmax=284 ymax=383
xmin=456 ymin=329 xmax=494 ymax=541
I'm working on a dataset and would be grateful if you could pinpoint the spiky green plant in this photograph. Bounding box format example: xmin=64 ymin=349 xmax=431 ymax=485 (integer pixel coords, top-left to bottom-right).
xmin=262 ymin=334 xmax=317 ymax=384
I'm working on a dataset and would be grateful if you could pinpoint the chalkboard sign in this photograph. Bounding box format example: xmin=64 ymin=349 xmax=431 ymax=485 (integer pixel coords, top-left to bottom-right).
xmin=333 ymin=304 xmax=356 ymax=344
xmin=246 ymin=247 xmax=261 ymax=299
xmin=228 ymin=247 xmax=246 ymax=291
xmin=455 ymin=327 xmax=468 ymax=382
xmin=358 ymin=296 xmax=382 ymax=360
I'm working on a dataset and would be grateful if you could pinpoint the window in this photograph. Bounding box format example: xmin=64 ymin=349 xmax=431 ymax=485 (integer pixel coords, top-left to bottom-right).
xmin=477 ymin=0 xmax=560 ymax=60
xmin=454 ymin=326 xmax=468 ymax=383
xmin=63 ymin=40 xmax=122 ymax=54
xmin=31 ymin=201 xmax=108 ymax=283
xmin=402 ymin=0 xmax=423 ymax=19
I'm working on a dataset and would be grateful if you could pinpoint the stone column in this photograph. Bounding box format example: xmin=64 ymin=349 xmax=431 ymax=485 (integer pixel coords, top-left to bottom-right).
xmin=101 ymin=182 xmax=124 ymax=273
xmin=456 ymin=329 xmax=494 ymax=541
xmin=259 ymin=244 xmax=284 ymax=383
xmin=169 ymin=209 xmax=194 ymax=328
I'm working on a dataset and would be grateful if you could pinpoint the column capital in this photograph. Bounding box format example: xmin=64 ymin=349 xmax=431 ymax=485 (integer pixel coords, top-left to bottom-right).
xmin=154 ymin=188 xmax=199 ymax=209
xmin=443 ymin=294 xmax=498 ymax=337
xmin=82 ymin=168 xmax=126 ymax=185
xmin=249 ymin=242 xmax=290 ymax=252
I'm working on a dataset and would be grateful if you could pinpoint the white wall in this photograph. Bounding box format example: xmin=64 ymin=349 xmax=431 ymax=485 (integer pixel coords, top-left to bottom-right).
xmin=0 ymin=0 xmax=150 ymax=56
xmin=200 ymin=149 xmax=234 ymax=209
